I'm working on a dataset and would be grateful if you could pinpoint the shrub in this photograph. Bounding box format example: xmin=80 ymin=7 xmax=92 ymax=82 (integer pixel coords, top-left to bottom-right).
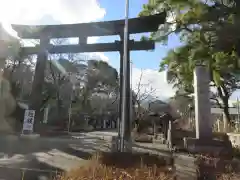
xmin=195 ymin=155 xmax=240 ymax=180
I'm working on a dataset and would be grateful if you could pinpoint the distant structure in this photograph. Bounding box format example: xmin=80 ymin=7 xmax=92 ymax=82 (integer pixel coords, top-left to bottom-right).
xmin=211 ymin=107 xmax=240 ymax=122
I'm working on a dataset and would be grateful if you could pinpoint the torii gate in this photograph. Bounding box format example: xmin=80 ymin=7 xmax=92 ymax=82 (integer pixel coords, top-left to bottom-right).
xmin=10 ymin=13 xmax=166 ymax=141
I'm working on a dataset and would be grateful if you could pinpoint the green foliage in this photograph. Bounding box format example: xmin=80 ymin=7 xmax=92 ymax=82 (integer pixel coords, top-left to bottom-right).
xmin=140 ymin=0 xmax=240 ymax=122
xmin=140 ymin=36 xmax=150 ymax=41
xmin=42 ymin=58 xmax=119 ymax=117
xmin=140 ymin=0 xmax=240 ymax=48
xmin=87 ymin=60 xmax=118 ymax=88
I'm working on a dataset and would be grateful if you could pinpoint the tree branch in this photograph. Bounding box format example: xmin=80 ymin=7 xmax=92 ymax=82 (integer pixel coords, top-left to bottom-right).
xmin=210 ymin=97 xmax=223 ymax=108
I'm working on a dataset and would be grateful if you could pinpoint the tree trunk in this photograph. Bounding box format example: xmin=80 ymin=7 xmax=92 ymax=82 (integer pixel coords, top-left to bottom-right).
xmin=222 ymin=98 xmax=231 ymax=132
xmin=137 ymin=101 xmax=141 ymax=119
xmin=217 ymin=86 xmax=231 ymax=132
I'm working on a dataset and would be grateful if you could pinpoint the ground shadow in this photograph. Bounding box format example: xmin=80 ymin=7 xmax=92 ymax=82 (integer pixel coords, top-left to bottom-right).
xmin=133 ymin=143 xmax=171 ymax=155
xmin=0 ymin=155 xmax=62 ymax=180
xmin=99 ymin=151 xmax=173 ymax=169
xmin=0 ymin=135 xmax=111 ymax=180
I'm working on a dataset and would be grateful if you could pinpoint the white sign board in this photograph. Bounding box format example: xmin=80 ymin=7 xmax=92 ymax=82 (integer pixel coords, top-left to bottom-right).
xmin=22 ymin=110 xmax=35 ymax=131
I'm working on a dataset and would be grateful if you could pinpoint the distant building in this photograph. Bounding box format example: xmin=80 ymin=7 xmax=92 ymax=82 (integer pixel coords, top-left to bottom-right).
xmin=211 ymin=107 xmax=239 ymax=115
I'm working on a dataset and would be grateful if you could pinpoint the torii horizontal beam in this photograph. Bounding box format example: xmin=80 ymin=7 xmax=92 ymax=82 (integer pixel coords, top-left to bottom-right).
xmin=21 ymin=40 xmax=154 ymax=55
xmin=11 ymin=12 xmax=166 ymax=39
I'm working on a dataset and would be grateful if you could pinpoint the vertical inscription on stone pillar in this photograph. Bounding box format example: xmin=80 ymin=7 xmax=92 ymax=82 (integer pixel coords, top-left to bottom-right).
xmin=194 ymin=65 xmax=212 ymax=139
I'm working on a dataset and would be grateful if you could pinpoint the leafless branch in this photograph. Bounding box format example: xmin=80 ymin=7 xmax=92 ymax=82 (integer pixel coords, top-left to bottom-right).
xmin=210 ymin=97 xmax=223 ymax=109
xmin=135 ymin=69 xmax=143 ymax=98
xmin=133 ymin=69 xmax=156 ymax=119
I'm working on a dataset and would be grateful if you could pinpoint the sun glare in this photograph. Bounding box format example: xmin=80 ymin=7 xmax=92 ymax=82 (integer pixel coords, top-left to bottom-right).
xmin=0 ymin=10 xmax=19 ymax=40
xmin=1 ymin=21 xmax=20 ymax=40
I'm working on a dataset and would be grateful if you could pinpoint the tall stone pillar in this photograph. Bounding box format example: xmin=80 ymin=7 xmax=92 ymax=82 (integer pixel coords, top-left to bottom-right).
xmin=194 ymin=65 xmax=212 ymax=139
xmin=183 ymin=65 xmax=232 ymax=156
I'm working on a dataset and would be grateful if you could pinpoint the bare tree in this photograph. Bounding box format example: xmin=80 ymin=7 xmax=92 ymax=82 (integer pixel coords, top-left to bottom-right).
xmin=43 ymin=38 xmax=83 ymax=121
xmin=4 ymin=48 xmax=35 ymax=100
xmin=133 ymin=70 xmax=156 ymax=120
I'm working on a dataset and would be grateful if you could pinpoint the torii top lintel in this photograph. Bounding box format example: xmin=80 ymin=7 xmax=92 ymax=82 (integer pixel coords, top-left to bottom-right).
xmin=11 ymin=12 xmax=166 ymax=39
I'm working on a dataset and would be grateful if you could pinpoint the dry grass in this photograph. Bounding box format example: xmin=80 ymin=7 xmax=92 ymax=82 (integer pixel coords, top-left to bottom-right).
xmin=195 ymin=155 xmax=240 ymax=180
xmin=55 ymin=152 xmax=174 ymax=180
xmin=218 ymin=174 xmax=240 ymax=180
xmin=51 ymin=147 xmax=240 ymax=179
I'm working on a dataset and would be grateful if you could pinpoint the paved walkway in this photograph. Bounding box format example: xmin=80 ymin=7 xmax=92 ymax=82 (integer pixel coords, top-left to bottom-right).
xmin=0 ymin=135 xmax=108 ymax=180
xmin=72 ymin=131 xmax=171 ymax=156
xmin=0 ymin=132 xmax=171 ymax=180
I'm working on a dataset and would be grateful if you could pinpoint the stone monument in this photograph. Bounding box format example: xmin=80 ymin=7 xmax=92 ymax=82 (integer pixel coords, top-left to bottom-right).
xmin=174 ymin=65 xmax=233 ymax=180
xmin=0 ymin=24 xmax=20 ymax=133
xmin=0 ymin=76 xmax=16 ymax=133
xmin=183 ymin=65 xmax=232 ymax=155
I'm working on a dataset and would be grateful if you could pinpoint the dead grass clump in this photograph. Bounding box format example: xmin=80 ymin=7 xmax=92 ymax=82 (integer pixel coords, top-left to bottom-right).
xmin=56 ymin=152 xmax=174 ymax=180
xmin=195 ymin=155 xmax=240 ymax=180
xmin=218 ymin=173 xmax=240 ymax=180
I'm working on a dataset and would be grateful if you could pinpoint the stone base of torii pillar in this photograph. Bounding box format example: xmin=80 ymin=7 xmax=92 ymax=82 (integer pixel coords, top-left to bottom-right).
xmin=183 ymin=65 xmax=232 ymax=157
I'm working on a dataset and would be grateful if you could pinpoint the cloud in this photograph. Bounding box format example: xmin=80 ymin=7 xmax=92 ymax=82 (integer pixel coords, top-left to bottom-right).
xmin=0 ymin=0 xmax=106 ymax=24
xmin=131 ymin=67 xmax=176 ymax=100
xmin=78 ymin=52 xmax=109 ymax=62
xmin=88 ymin=37 xmax=101 ymax=44
xmin=0 ymin=0 xmax=107 ymax=60
xmin=89 ymin=52 xmax=109 ymax=62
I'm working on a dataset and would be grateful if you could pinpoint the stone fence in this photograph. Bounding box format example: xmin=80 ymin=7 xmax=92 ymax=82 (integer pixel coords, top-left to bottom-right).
xmin=168 ymin=129 xmax=240 ymax=149
xmin=155 ymin=129 xmax=240 ymax=150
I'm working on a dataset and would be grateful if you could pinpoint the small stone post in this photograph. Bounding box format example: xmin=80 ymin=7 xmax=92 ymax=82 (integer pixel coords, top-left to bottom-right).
xmin=103 ymin=119 xmax=106 ymax=129
xmin=223 ymin=113 xmax=229 ymax=132
xmin=153 ymin=121 xmax=157 ymax=137
xmin=167 ymin=120 xmax=173 ymax=149
xmin=43 ymin=105 xmax=49 ymax=124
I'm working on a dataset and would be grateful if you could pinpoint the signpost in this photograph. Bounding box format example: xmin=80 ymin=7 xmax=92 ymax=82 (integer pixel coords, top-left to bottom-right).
xmin=22 ymin=110 xmax=35 ymax=133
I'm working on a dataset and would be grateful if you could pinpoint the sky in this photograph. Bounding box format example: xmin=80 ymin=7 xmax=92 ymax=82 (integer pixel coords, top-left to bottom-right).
xmin=0 ymin=0 xmax=239 ymax=102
